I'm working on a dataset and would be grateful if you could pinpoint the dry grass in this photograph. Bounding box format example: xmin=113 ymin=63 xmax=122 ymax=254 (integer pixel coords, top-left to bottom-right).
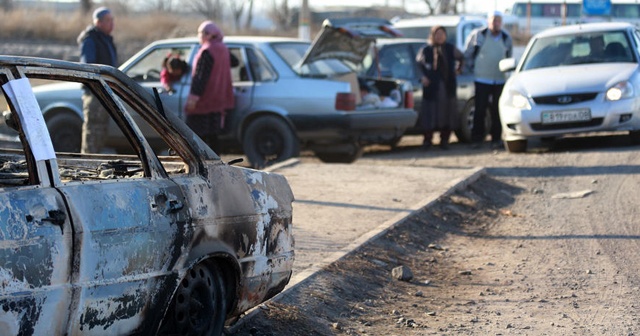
xmin=0 ymin=8 xmax=295 ymax=46
xmin=0 ymin=8 xmax=300 ymax=62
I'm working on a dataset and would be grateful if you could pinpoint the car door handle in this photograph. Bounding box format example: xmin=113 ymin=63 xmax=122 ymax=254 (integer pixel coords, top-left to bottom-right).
xmin=41 ymin=210 xmax=67 ymax=226
xmin=26 ymin=209 xmax=66 ymax=226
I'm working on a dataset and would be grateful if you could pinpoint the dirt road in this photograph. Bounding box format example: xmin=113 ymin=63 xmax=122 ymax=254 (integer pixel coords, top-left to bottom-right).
xmin=231 ymin=134 xmax=640 ymax=335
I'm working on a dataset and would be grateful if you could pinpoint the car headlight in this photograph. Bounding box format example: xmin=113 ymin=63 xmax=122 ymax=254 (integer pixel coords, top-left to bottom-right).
xmin=606 ymin=81 xmax=634 ymax=101
xmin=503 ymin=90 xmax=531 ymax=110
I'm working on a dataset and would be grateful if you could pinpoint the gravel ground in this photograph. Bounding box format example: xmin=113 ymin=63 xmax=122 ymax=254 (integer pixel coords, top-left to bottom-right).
xmin=229 ymin=133 xmax=640 ymax=335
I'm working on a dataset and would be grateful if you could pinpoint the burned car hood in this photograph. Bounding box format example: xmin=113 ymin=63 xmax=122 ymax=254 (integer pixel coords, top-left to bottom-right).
xmin=300 ymin=17 xmax=401 ymax=66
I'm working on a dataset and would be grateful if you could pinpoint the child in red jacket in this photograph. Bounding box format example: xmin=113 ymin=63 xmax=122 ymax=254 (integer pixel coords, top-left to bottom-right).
xmin=161 ymin=55 xmax=188 ymax=93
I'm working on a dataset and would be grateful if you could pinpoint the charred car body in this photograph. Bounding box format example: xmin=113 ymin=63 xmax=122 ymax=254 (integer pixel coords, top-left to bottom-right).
xmin=0 ymin=56 xmax=294 ymax=335
xmin=19 ymin=18 xmax=417 ymax=168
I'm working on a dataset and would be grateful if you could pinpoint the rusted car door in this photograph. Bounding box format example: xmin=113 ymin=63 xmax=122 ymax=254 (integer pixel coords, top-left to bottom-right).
xmin=0 ymin=77 xmax=74 ymax=334
xmin=18 ymin=72 xmax=194 ymax=333
xmin=59 ymin=87 xmax=191 ymax=333
xmin=0 ymin=176 xmax=74 ymax=335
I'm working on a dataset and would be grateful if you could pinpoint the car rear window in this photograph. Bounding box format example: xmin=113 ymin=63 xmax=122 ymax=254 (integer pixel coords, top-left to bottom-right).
xmin=272 ymin=42 xmax=353 ymax=77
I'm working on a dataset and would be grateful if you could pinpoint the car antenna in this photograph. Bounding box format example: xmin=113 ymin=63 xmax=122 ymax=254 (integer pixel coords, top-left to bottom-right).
xmin=152 ymin=87 xmax=166 ymax=118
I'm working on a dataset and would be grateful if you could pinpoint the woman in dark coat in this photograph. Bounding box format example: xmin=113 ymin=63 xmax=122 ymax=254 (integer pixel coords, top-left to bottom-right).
xmin=416 ymin=25 xmax=464 ymax=150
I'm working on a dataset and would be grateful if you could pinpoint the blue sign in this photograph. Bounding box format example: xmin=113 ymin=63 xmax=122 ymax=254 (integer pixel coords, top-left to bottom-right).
xmin=583 ymin=0 xmax=612 ymax=16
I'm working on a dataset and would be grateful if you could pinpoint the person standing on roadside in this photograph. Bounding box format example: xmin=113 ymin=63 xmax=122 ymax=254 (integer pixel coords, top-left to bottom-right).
xmin=184 ymin=20 xmax=235 ymax=153
xmin=464 ymin=10 xmax=513 ymax=150
xmin=77 ymin=7 xmax=117 ymax=153
xmin=416 ymin=25 xmax=464 ymax=150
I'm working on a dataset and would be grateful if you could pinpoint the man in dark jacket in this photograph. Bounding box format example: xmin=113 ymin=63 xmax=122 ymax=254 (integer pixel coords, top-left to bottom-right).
xmin=77 ymin=7 xmax=117 ymax=153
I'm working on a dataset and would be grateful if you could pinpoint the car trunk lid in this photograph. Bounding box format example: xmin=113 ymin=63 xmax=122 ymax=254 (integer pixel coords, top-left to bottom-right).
xmin=299 ymin=17 xmax=401 ymax=66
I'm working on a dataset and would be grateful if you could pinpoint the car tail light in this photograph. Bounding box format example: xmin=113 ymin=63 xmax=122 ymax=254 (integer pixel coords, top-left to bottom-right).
xmin=335 ymin=93 xmax=356 ymax=111
xmin=404 ymin=91 xmax=414 ymax=109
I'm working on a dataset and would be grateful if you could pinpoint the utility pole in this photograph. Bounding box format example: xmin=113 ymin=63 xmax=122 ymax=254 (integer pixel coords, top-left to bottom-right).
xmin=299 ymin=0 xmax=310 ymax=40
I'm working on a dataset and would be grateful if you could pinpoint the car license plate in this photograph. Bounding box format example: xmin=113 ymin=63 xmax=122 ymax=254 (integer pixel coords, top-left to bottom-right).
xmin=541 ymin=109 xmax=591 ymax=124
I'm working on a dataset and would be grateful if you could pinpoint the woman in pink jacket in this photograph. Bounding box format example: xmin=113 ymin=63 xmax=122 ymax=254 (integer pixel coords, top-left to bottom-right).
xmin=184 ymin=21 xmax=235 ymax=153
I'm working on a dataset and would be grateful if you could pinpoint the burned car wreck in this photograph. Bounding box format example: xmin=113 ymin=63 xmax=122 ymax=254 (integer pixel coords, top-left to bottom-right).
xmin=0 ymin=56 xmax=294 ymax=335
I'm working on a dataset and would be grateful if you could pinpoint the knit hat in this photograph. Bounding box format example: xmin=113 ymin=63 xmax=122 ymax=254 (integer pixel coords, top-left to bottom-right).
xmin=488 ymin=10 xmax=503 ymax=18
xmin=93 ymin=7 xmax=111 ymax=21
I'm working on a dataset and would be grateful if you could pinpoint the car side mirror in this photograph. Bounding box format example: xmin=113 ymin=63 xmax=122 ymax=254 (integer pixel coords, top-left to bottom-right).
xmin=499 ymin=58 xmax=517 ymax=72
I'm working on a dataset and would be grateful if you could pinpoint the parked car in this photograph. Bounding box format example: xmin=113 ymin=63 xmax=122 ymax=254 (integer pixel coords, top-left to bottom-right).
xmin=22 ymin=18 xmax=416 ymax=168
xmin=498 ymin=22 xmax=640 ymax=152
xmin=359 ymin=38 xmax=424 ymax=139
xmin=391 ymin=15 xmax=486 ymax=142
xmin=0 ymin=56 xmax=294 ymax=335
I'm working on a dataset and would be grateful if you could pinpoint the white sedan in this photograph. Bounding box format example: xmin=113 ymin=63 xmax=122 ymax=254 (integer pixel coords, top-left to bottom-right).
xmin=498 ymin=22 xmax=640 ymax=152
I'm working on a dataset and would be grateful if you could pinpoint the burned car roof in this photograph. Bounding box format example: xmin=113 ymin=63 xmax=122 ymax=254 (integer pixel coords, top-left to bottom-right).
xmin=0 ymin=55 xmax=294 ymax=335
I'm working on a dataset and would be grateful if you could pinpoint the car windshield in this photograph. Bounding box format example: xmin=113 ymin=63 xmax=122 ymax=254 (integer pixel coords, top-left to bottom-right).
xmin=521 ymin=30 xmax=635 ymax=71
xmin=272 ymin=42 xmax=354 ymax=77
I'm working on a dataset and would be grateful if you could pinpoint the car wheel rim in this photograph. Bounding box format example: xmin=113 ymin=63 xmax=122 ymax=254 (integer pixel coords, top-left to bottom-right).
xmin=257 ymin=130 xmax=284 ymax=159
xmin=174 ymin=265 xmax=216 ymax=334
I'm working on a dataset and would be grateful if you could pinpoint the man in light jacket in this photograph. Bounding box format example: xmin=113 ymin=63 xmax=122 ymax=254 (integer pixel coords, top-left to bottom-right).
xmin=464 ymin=10 xmax=513 ymax=149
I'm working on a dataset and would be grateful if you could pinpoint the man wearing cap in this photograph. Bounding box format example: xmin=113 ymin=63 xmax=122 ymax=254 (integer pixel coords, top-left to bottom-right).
xmin=77 ymin=7 xmax=117 ymax=153
xmin=464 ymin=10 xmax=513 ymax=150
xmin=184 ymin=20 xmax=234 ymax=154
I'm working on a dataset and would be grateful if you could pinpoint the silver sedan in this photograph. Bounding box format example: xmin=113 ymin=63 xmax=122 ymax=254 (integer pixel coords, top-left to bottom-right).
xmin=499 ymin=22 xmax=640 ymax=152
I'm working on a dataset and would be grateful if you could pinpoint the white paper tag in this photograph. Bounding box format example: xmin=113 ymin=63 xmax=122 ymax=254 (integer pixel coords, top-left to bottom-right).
xmin=3 ymin=78 xmax=56 ymax=161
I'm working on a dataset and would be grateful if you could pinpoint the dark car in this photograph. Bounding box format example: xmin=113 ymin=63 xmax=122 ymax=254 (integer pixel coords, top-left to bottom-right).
xmin=0 ymin=56 xmax=294 ymax=335
xmin=360 ymin=38 xmax=425 ymax=138
xmin=360 ymin=36 xmax=480 ymax=143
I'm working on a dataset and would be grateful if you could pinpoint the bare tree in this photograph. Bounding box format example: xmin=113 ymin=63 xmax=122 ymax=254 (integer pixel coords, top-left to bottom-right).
xmin=228 ymin=0 xmax=253 ymax=32
xmin=80 ymin=0 xmax=91 ymax=13
xmin=185 ymin=0 xmax=224 ymax=21
xmin=245 ymin=0 xmax=254 ymax=30
xmin=268 ymin=0 xmax=293 ymax=31
xmin=1 ymin=0 xmax=12 ymax=12
xmin=139 ymin=0 xmax=174 ymax=11
xmin=419 ymin=0 xmax=462 ymax=14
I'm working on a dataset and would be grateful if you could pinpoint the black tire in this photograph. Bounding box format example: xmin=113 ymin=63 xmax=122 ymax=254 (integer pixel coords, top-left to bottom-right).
xmin=455 ymin=97 xmax=492 ymax=144
xmin=455 ymin=98 xmax=475 ymax=143
xmin=386 ymin=136 xmax=403 ymax=149
xmin=242 ymin=116 xmax=299 ymax=169
xmin=159 ymin=262 xmax=226 ymax=336
xmin=315 ymin=144 xmax=363 ymax=163
xmin=505 ymin=139 xmax=527 ymax=153
xmin=629 ymin=131 xmax=640 ymax=145
xmin=46 ymin=112 xmax=82 ymax=153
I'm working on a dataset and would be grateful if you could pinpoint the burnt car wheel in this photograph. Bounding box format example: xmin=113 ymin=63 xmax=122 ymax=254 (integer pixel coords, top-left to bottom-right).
xmin=46 ymin=111 xmax=82 ymax=153
xmin=242 ymin=116 xmax=299 ymax=169
xmin=160 ymin=262 xmax=227 ymax=336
